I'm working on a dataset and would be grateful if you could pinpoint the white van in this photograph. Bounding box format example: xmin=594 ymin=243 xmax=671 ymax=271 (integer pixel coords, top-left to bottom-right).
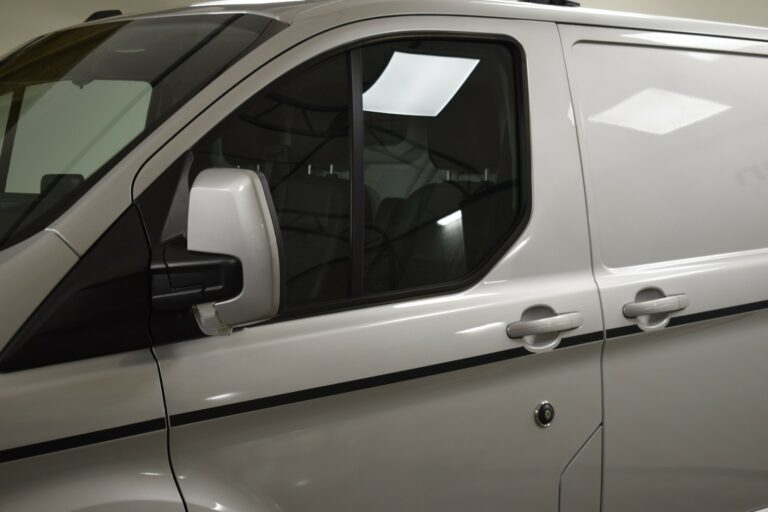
xmin=2 ymin=0 xmax=768 ymax=510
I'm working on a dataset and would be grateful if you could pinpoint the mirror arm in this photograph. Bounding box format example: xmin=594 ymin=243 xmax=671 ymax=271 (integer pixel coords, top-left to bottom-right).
xmin=151 ymin=237 xmax=243 ymax=313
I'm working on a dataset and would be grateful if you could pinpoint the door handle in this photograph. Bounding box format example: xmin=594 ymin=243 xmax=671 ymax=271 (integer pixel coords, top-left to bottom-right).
xmin=506 ymin=312 xmax=583 ymax=339
xmin=623 ymin=293 xmax=689 ymax=318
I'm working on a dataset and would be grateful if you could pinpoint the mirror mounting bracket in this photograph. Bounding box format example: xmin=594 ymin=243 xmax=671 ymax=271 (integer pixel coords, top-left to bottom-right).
xmin=193 ymin=303 xmax=233 ymax=336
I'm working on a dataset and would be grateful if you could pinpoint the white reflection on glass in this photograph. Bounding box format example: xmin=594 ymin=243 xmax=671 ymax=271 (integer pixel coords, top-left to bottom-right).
xmin=363 ymin=52 xmax=479 ymax=117
xmin=437 ymin=210 xmax=462 ymax=226
xmin=140 ymin=471 xmax=163 ymax=477
xmin=589 ymin=88 xmax=730 ymax=135
xmin=212 ymin=503 xmax=227 ymax=512
xmin=624 ymin=32 xmax=756 ymax=52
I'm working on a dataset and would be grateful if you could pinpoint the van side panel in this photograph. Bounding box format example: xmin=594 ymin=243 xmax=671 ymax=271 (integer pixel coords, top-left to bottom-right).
xmin=567 ymin=37 xmax=768 ymax=269
xmin=561 ymin=25 xmax=768 ymax=512
xmin=0 ymin=431 xmax=181 ymax=511
xmin=0 ymin=232 xmax=76 ymax=352
xmin=0 ymin=350 xmax=181 ymax=511
xmin=559 ymin=426 xmax=602 ymax=512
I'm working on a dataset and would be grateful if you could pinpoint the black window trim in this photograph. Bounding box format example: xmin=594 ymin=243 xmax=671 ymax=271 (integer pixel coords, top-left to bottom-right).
xmin=349 ymin=47 xmax=366 ymax=297
xmin=0 ymin=87 xmax=23 ymax=191
xmin=246 ymin=31 xmax=533 ymax=325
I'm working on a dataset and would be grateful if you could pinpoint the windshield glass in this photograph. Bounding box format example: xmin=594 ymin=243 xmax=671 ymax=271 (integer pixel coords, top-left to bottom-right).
xmin=0 ymin=13 xmax=282 ymax=250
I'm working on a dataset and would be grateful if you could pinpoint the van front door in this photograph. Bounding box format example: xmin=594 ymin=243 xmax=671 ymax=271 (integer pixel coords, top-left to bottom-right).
xmin=139 ymin=17 xmax=604 ymax=511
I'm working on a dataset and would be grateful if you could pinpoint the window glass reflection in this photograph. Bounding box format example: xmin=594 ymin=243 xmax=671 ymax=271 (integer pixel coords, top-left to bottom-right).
xmin=6 ymin=80 xmax=151 ymax=193
xmin=193 ymin=53 xmax=352 ymax=308
xmin=362 ymin=40 xmax=524 ymax=293
xmin=363 ymin=51 xmax=480 ymax=117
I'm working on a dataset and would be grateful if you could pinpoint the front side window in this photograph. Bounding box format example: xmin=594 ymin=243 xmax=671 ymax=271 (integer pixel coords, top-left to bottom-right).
xmin=361 ymin=40 xmax=523 ymax=294
xmin=195 ymin=53 xmax=353 ymax=306
xmin=0 ymin=13 xmax=282 ymax=250
xmin=144 ymin=37 xmax=527 ymax=317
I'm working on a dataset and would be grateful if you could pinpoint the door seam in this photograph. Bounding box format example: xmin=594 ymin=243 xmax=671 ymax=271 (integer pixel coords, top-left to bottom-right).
xmin=151 ymin=346 xmax=190 ymax=512
xmin=555 ymin=22 xmax=608 ymax=512
xmin=558 ymin=423 xmax=603 ymax=512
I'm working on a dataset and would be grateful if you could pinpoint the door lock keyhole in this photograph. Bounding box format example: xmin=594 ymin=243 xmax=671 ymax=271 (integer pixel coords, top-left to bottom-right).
xmin=535 ymin=401 xmax=555 ymax=428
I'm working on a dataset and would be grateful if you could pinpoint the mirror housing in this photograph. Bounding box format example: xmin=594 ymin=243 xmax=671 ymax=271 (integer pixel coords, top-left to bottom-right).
xmin=187 ymin=168 xmax=281 ymax=335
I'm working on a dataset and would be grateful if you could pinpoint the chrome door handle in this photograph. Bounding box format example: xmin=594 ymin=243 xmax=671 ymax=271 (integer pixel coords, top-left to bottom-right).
xmin=506 ymin=312 xmax=583 ymax=339
xmin=623 ymin=293 xmax=689 ymax=318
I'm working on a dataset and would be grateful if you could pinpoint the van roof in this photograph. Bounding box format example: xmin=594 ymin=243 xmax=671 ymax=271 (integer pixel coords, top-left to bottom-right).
xmin=117 ymin=0 xmax=768 ymax=43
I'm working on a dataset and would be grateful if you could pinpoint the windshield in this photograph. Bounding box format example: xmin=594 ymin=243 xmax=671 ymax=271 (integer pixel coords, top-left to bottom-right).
xmin=0 ymin=13 xmax=283 ymax=250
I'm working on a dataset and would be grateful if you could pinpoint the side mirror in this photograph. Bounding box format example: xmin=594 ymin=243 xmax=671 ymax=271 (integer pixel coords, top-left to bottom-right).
xmin=186 ymin=168 xmax=281 ymax=335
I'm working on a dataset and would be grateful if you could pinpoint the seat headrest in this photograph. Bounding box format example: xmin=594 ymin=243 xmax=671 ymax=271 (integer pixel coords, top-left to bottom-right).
xmin=272 ymin=175 xmax=350 ymax=234
xmin=41 ymin=174 xmax=85 ymax=195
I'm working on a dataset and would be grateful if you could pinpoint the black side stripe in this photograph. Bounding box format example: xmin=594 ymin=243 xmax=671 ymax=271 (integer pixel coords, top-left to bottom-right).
xmin=6 ymin=298 xmax=767 ymax=462
xmin=669 ymin=299 xmax=768 ymax=328
xmin=605 ymin=324 xmax=642 ymax=339
xmin=0 ymin=418 xmax=165 ymax=464
xmin=170 ymin=331 xmax=603 ymax=427
xmin=557 ymin=330 xmax=604 ymax=349
xmin=606 ymin=298 xmax=768 ymax=340
xmin=170 ymin=298 xmax=768 ymax=426
xmin=5 ymin=297 xmax=768 ymax=463
xmin=0 ymin=333 xmax=599 ymax=464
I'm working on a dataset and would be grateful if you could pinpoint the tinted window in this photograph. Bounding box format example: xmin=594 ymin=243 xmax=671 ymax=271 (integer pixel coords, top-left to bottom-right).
xmin=6 ymin=80 xmax=151 ymax=193
xmin=0 ymin=13 xmax=282 ymax=250
xmin=361 ymin=40 xmax=523 ymax=293
xmin=192 ymin=53 xmax=352 ymax=308
xmin=145 ymin=38 xmax=526 ymax=318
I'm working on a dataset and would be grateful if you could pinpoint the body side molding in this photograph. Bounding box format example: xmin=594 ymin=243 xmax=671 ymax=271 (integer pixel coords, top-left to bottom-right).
xmin=4 ymin=294 xmax=768 ymax=463
xmin=0 ymin=418 xmax=166 ymax=464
